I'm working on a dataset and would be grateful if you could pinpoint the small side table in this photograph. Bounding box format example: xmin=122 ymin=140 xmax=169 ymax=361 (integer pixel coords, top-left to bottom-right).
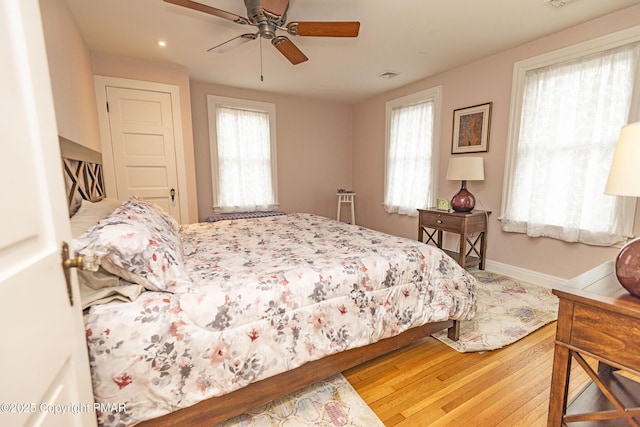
xmin=547 ymin=261 xmax=640 ymax=426
xmin=417 ymin=208 xmax=490 ymax=270
xmin=337 ymin=192 xmax=355 ymax=225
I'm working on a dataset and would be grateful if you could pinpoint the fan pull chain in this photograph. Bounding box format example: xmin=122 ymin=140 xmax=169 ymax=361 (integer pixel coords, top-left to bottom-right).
xmin=260 ymin=36 xmax=264 ymax=82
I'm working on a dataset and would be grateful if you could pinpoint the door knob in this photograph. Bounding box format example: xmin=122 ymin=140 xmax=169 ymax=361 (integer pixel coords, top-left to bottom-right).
xmin=170 ymin=188 xmax=176 ymax=202
xmin=61 ymin=241 xmax=100 ymax=306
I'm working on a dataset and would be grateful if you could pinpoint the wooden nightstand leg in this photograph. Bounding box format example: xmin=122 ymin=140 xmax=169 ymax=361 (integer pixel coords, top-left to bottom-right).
xmin=480 ymin=231 xmax=487 ymax=270
xmin=458 ymin=234 xmax=467 ymax=268
xmin=548 ymin=345 xmax=572 ymax=426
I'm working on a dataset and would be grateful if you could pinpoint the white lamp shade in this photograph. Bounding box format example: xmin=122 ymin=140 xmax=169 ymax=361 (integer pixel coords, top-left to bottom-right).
xmin=605 ymin=122 xmax=640 ymax=197
xmin=446 ymin=156 xmax=485 ymax=181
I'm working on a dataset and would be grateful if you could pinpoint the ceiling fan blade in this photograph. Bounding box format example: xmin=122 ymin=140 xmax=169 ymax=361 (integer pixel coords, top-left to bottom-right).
xmin=286 ymin=21 xmax=360 ymax=37
xmin=271 ymin=36 xmax=308 ymax=65
xmin=207 ymin=33 xmax=258 ymax=53
xmin=262 ymin=0 xmax=288 ymax=17
xmin=163 ymin=0 xmax=249 ymax=25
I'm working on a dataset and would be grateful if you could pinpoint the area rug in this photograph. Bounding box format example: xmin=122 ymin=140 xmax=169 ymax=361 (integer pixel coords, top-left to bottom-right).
xmin=214 ymin=374 xmax=384 ymax=427
xmin=432 ymin=270 xmax=559 ymax=353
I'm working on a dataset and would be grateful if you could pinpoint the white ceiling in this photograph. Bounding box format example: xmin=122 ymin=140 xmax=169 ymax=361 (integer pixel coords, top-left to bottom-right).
xmin=65 ymin=0 xmax=640 ymax=104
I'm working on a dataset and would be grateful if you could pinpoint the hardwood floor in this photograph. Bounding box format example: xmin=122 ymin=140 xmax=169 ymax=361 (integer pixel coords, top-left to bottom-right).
xmin=343 ymin=322 xmax=595 ymax=426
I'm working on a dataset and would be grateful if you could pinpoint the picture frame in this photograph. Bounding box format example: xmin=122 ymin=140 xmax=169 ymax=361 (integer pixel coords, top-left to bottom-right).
xmin=451 ymin=102 xmax=492 ymax=154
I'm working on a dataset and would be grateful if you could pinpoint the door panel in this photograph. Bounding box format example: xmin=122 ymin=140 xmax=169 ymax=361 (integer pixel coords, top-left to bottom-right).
xmin=0 ymin=0 xmax=96 ymax=425
xmin=123 ymin=134 xmax=166 ymax=157
xmin=106 ymin=87 xmax=181 ymax=222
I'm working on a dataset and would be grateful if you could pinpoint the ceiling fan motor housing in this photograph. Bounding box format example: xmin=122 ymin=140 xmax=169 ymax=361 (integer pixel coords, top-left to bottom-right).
xmin=245 ymin=0 xmax=280 ymax=39
xmin=245 ymin=0 xmax=266 ymax=23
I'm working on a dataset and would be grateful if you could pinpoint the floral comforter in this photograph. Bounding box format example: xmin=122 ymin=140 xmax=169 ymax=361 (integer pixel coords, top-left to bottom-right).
xmin=85 ymin=213 xmax=477 ymax=426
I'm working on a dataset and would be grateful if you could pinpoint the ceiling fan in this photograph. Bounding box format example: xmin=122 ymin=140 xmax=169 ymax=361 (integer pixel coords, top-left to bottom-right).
xmin=164 ymin=0 xmax=360 ymax=65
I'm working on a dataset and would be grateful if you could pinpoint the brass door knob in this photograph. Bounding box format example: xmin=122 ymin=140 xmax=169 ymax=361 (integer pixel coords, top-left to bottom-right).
xmin=61 ymin=241 xmax=100 ymax=305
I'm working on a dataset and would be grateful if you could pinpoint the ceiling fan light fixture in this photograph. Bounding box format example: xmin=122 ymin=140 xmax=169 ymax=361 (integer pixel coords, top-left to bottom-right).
xmin=258 ymin=22 xmax=276 ymax=39
xmin=378 ymin=71 xmax=399 ymax=79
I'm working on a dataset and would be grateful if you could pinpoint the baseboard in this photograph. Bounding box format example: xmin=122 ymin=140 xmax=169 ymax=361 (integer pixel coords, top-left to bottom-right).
xmin=483 ymin=260 xmax=568 ymax=289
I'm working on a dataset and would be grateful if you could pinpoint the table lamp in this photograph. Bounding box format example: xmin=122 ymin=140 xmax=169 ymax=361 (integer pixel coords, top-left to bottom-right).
xmin=446 ymin=157 xmax=484 ymax=212
xmin=604 ymin=121 xmax=640 ymax=298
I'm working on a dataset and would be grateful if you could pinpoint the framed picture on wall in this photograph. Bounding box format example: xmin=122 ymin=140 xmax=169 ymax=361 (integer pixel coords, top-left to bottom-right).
xmin=451 ymin=102 xmax=492 ymax=154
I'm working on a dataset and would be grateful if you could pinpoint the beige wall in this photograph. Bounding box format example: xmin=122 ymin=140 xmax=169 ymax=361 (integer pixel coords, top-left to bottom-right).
xmin=190 ymin=81 xmax=353 ymax=221
xmin=352 ymin=5 xmax=640 ymax=280
xmin=39 ymin=0 xmax=101 ymax=152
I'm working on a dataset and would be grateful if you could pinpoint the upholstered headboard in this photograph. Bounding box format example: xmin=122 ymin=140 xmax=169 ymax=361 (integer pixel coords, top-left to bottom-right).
xmin=59 ymin=136 xmax=105 ymax=216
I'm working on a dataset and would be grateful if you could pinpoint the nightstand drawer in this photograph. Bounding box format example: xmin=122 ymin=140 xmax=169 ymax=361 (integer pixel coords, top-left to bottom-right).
xmin=570 ymin=304 xmax=640 ymax=372
xmin=419 ymin=211 xmax=463 ymax=232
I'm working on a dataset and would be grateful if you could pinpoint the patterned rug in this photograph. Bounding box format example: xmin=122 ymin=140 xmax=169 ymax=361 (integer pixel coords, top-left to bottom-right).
xmin=432 ymin=271 xmax=559 ymax=353
xmin=214 ymin=374 xmax=384 ymax=427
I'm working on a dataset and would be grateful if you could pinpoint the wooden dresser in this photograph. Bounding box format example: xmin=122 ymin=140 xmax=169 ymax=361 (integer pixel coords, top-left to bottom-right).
xmin=547 ymin=261 xmax=640 ymax=426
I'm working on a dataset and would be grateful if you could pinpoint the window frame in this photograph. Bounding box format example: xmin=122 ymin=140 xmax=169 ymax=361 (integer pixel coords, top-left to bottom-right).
xmin=500 ymin=26 xmax=640 ymax=243
xmin=207 ymin=94 xmax=278 ymax=213
xmin=384 ymin=86 xmax=443 ymax=216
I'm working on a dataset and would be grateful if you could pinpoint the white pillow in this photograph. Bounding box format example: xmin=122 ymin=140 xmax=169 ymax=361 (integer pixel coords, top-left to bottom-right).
xmin=70 ymin=198 xmax=122 ymax=237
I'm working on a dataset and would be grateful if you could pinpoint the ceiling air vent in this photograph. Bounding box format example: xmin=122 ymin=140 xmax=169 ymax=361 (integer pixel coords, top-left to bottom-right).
xmin=378 ymin=71 xmax=399 ymax=79
xmin=544 ymin=0 xmax=576 ymax=8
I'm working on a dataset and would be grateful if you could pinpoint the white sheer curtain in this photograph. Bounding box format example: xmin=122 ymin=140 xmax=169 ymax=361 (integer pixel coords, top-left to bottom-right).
xmin=384 ymin=100 xmax=435 ymax=216
xmin=502 ymin=43 xmax=640 ymax=245
xmin=215 ymin=106 xmax=276 ymax=212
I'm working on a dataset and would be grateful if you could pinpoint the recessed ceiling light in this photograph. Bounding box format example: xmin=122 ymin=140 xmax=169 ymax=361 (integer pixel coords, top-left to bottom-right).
xmin=157 ymin=40 xmax=167 ymax=47
xmin=378 ymin=71 xmax=399 ymax=79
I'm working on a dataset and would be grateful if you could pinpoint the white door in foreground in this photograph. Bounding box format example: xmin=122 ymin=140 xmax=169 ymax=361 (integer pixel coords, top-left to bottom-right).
xmin=0 ymin=0 xmax=96 ymax=425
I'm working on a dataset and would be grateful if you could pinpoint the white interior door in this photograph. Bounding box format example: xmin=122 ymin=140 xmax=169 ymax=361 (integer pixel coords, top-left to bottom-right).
xmin=0 ymin=0 xmax=95 ymax=426
xmin=104 ymin=86 xmax=182 ymax=222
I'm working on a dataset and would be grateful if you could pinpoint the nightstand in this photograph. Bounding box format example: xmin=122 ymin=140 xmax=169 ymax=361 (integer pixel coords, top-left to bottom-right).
xmin=547 ymin=261 xmax=640 ymax=426
xmin=417 ymin=208 xmax=490 ymax=270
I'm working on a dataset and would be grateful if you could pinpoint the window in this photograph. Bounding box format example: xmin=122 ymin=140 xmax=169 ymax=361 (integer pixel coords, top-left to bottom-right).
xmin=384 ymin=87 xmax=442 ymax=216
xmin=501 ymin=29 xmax=640 ymax=245
xmin=207 ymin=95 xmax=278 ymax=213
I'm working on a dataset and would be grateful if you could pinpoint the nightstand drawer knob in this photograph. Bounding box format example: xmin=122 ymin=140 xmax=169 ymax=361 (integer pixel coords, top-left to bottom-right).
xmin=437 ymin=220 xmax=442 ymax=224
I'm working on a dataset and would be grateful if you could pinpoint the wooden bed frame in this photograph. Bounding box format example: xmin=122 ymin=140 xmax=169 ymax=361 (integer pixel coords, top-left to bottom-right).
xmin=59 ymin=137 xmax=461 ymax=427
xmin=139 ymin=320 xmax=459 ymax=427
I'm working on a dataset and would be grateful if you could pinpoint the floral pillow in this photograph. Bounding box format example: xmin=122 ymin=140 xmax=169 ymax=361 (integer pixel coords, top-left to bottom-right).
xmin=73 ymin=199 xmax=188 ymax=292
xmin=131 ymin=197 xmax=181 ymax=234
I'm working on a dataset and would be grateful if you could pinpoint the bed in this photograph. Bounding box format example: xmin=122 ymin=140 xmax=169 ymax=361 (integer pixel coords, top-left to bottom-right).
xmin=60 ymin=138 xmax=478 ymax=427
